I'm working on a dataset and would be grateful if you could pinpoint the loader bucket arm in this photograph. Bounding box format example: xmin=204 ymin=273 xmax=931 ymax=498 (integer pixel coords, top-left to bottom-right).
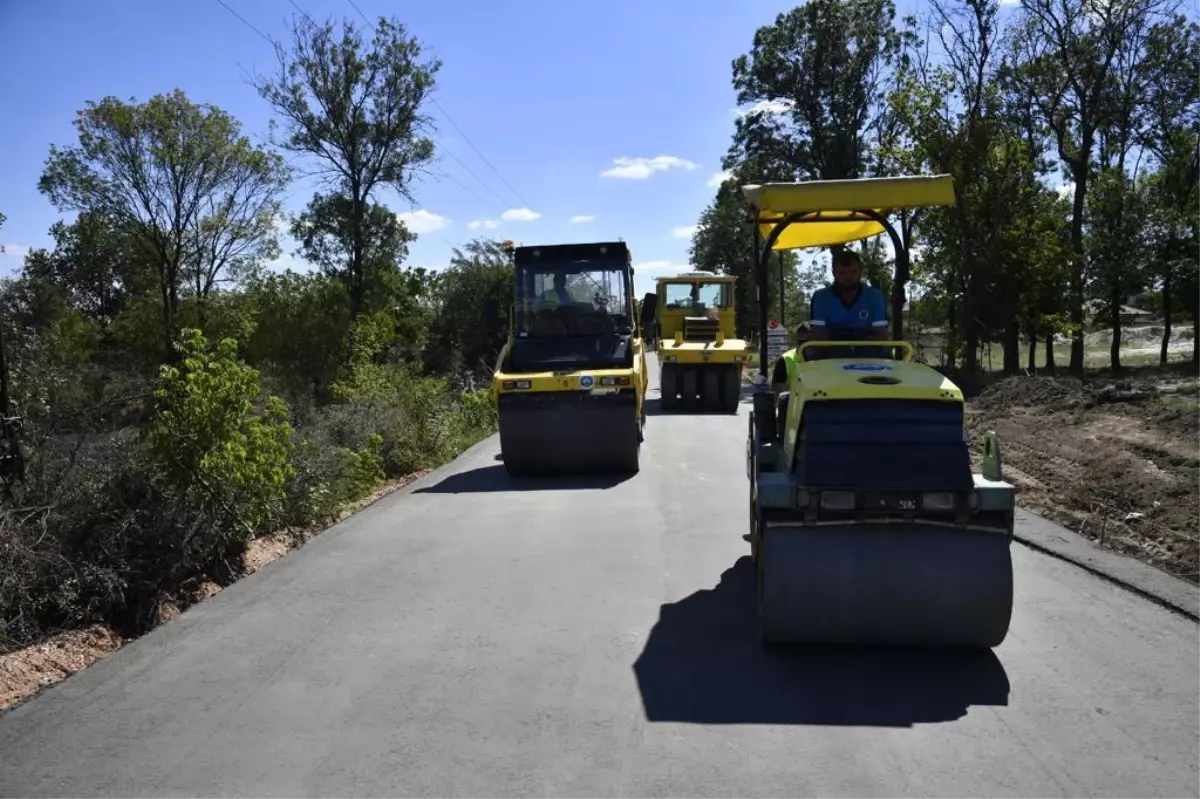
xmin=742 ymin=174 xmax=957 ymax=380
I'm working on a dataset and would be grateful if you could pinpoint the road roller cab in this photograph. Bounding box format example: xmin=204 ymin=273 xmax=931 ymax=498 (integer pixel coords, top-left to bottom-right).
xmin=653 ymin=273 xmax=748 ymax=412
xmin=743 ymin=175 xmax=1017 ymax=649
xmin=486 ymin=240 xmax=648 ymax=476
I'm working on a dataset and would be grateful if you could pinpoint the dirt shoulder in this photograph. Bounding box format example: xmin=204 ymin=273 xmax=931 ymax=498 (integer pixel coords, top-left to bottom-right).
xmin=967 ymin=370 xmax=1199 ymax=582
xmin=0 ymin=469 xmax=430 ymax=713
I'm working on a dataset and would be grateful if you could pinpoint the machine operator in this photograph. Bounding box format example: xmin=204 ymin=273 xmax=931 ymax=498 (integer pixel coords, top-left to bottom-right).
xmin=770 ymin=248 xmax=889 ymax=390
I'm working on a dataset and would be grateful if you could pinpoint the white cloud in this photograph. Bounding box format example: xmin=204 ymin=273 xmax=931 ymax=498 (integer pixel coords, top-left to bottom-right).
xmin=501 ymin=207 xmax=542 ymax=222
xmin=468 ymin=219 xmax=501 ymax=230
xmin=600 ymin=155 xmax=698 ymax=180
xmin=0 ymin=244 xmax=29 ymax=258
xmin=707 ymin=170 xmax=732 ymax=188
xmin=570 ymin=214 xmax=596 ymax=223
xmin=998 ymin=0 xmax=1019 ymax=6
xmin=396 ymin=209 xmax=450 ymax=234
xmin=671 ymin=225 xmax=698 ymax=239
xmin=1055 ymin=182 xmax=1076 ymax=199
xmin=735 ymin=98 xmax=794 ymax=118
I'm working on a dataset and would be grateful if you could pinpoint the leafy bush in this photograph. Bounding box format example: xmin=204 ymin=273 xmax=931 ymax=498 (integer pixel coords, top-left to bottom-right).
xmin=147 ymin=329 xmax=295 ymax=543
xmin=0 ymin=322 xmax=499 ymax=653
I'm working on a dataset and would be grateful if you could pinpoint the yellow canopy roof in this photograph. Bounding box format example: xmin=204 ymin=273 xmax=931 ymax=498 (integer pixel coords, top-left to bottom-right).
xmin=742 ymin=175 xmax=956 ymax=251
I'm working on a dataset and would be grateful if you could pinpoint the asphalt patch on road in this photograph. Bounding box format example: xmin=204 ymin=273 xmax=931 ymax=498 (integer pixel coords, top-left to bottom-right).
xmin=633 ymin=557 xmax=1010 ymax=728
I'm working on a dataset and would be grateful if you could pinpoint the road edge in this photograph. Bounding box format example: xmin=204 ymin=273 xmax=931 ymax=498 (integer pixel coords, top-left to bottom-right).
xmin=1013 ymin=508 xmax=1199 ymax=621
xmin=0 ymin=437 xmax=501 ymax=716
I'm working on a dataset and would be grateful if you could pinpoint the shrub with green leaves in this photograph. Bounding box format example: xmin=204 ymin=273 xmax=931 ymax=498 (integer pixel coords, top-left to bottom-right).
xmin=147 ymin=328 xmax=295 ymax=544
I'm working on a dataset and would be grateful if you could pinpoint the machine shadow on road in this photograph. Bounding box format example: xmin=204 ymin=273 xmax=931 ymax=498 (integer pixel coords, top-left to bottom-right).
xmin=414 ymin=463 xmax=635 ymax=493
xmin=632 ymin=556 xmax=1010 ymax=728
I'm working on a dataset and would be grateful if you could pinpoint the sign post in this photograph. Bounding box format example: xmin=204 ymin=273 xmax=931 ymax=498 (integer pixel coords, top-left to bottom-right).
xmin=765 ymin=318 xmax=789 ymax=367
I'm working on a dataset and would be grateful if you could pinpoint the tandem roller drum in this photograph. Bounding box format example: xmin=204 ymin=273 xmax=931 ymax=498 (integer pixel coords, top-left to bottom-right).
xmin=757 ymin=524 xmax=1013 ymax=648
xmin=498 ymin=391 xmax=640 ymax=476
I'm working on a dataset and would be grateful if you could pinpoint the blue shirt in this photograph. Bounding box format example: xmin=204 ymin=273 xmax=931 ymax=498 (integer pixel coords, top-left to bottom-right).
xmin=809 ymin=284 xmax=887 ymax=331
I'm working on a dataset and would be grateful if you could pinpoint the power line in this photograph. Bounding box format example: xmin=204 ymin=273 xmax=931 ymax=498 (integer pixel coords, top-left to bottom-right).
xmin=345 ymin=0 xmax=370 ymax=25
xmin=214 ymin=0 xmax=517 ymax=218
xmin=428 ymin=98 xmax=531 ymax=209
xmin=214 ymin=0 xmax=275 ymax=45
xmin=341 ymin=0 xmax=533 ymax=210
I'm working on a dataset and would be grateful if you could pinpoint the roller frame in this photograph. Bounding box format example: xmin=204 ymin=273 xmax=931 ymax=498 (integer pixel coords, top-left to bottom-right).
xmin=742 ymin=175 xmax=1016 ymax=650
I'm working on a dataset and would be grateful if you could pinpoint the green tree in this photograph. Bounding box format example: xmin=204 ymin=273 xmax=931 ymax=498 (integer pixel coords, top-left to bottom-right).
xmin=1137 ymin=17 xmax=1200 ymax=365
xmin=894 ymin=0 xmax=1022 ymax=371
xmin=726 ymin=0 xmax=907 ymax=328
xmin=422 ymin=239 xmax=514 ymax=379
xmin=689 ymin=178 xmax=799 ymax=338
xmin=19 ymin=212 xmax=155 ymax=327
xmin=38 ymin=90 xmax=289 ymax=356
xmin=147 ymin=328 xmax=295 ymax=545
xmin=1010 ymin=0 xmax=1172 ymax=374
xmin=253 ymin=14 xmax=439 ymax=320
xmin=242 ymin=270 xmax=353 ymax=407
xmin=1087 ymin=170 xmax=1151 ymax=373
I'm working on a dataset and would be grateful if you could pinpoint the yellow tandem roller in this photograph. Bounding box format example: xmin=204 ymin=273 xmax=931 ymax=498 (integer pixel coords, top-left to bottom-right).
xmin=486 ymin=240 xmax=649 ymax=476
xmin=743 ymin=175 xmax=1015 ymax=648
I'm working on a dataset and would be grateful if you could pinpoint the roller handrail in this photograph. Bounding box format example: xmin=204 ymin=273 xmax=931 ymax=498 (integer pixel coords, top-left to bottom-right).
xmin=797 ymin=339 xmax=915 ymax=362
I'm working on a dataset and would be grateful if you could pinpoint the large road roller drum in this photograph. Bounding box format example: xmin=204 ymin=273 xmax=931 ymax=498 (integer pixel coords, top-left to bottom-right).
xmin=498 ymin=389 xmax=641 ymax=476
xmin=757 ymin=524 xmax=1014 ymax=648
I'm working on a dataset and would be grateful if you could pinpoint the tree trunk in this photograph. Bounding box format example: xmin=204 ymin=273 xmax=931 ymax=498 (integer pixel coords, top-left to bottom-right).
xmin=1160 ymin=240 xmax=1174 ymax=366
xmin=1109 ymin=293 xmax=1122 ymax=374
xmin=946 ymin=300 xmax=958 ymax=369
xmin=0 ymin=318 xmax=23 ymax=490
xmin=891 ymin=244 xmax=909 ymax=341
xmin=962 ymin=270 xmax=978 ymax=375
xmin=1068 ymin=169 xmax=1088 ymax=376
xmin=1193 ymin=311 xmax=1198 ymax=370
xmin=1003 ymin=321 xmax=1020 ymax=375
xmin=1028 ymin=334 xmax=1037 ymax=373
xmin=1045 ymin=334 xmax=1057 ymax=375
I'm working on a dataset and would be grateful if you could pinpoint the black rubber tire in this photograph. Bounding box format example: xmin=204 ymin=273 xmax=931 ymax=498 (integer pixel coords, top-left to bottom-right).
xmin=758 ymin=525 xmax=1014 ymax=649
xmin=681 ymin=368 xmax=698 ymax=411
xmin=703 ymin=369 xmax=721 ymax=411
xmin=661 ymin=364 xmax=680 ymax=411
xmin=721 ymin=365 xmax=741 ymax=412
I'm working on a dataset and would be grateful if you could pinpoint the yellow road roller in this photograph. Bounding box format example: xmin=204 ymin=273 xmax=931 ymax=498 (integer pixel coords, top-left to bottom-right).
xmin=486 ymin=240 xmax=649 ymax=476
xmin=743 ymin=175 xmax=1015 ymax=648
xmin=653 ymin=272 xmax=747 ymax=412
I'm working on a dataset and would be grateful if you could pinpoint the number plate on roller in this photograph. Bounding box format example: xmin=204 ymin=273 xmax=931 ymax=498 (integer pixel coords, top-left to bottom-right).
xmin=860 ymin=492 xmax=919 ymax=511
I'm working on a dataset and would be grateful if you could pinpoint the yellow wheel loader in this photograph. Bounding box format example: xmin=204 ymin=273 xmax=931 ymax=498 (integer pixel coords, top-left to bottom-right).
xmin=485 ymin=241 xmax=650 ymax=476
xmin=653 ymin=273 xmax=748 ymax=412
xmin=744 ymin=175 xmax=1016 ymax=648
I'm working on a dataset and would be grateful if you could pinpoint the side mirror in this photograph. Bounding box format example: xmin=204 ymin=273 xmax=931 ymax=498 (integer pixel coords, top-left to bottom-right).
xmin=484 ymin=298 xmax=500 ymax=329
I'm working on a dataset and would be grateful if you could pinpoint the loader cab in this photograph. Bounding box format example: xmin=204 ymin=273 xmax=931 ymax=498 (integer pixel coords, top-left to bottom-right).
xmin=507 ymin=242 xmax=637 ymax=372
xmin=655 ymin=273 xmax=737 ymax=344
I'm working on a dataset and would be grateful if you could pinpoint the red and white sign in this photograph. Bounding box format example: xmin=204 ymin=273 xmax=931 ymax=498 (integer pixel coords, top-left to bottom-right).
xmin=766 ymin=318 xmax=789 ymax=362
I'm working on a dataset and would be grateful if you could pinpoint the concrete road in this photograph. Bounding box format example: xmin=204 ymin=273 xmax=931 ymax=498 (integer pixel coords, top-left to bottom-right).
xmin=0 ymin=356 xmax=1196 ymax=797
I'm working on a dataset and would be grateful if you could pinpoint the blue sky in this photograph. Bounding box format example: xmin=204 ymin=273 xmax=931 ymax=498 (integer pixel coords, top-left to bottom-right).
xmin=1 ymin=0 xmax=946 ymax=298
